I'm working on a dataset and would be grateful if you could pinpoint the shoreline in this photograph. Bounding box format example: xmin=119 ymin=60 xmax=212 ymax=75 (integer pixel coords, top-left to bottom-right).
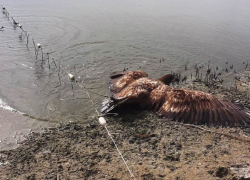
xmin=0 ymin=100 xmax=55 ymax=151
xmin=0 ymin=117 xmax=249 ymax=179
xmin=1 ymin=81 xmax=250 ymax=179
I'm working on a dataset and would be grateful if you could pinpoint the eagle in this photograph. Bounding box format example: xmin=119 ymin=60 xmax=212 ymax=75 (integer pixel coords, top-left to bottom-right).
xmin=101 ymin=70 xmax=250 ymax=127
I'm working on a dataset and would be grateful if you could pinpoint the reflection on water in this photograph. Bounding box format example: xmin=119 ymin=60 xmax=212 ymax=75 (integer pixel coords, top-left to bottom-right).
xmin=0 ymin=0 xmax=250 ymax=136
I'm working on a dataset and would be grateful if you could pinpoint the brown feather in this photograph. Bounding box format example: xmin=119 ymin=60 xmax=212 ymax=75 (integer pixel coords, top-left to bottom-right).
xmin=109 ymin=71 xmax=148 ymax=94
xmin=104 ymin=71 xmax=250 ymax=127
xmin=159 ymin=89 xmax=250 ymax=127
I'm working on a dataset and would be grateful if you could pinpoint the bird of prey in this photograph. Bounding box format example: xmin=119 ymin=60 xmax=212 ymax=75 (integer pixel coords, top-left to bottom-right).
xmin=101 ymin=70 xmax=250 ymax=127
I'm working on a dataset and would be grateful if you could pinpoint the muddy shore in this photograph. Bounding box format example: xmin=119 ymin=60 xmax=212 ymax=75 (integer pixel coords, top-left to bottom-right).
xmin=0 ymin=81 xmax=250 ymax=180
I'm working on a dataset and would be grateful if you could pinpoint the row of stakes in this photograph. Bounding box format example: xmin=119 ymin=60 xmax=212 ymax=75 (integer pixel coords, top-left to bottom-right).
xmin=1 ymin=5 xmax=75 ymax=87
xmin=1 ymin=5 xmax=137 ymax=180
xmin=2 ymin=4 xmax=244 ymax=91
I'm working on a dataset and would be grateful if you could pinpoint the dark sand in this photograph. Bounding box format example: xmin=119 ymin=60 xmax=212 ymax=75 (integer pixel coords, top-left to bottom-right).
xmin=0 ymin=81 xmax=250 ymax=180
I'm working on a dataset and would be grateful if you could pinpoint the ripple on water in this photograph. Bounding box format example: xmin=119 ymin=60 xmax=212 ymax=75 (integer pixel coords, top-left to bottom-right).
xmin=1 ymin=0 xmax=250 ymax=150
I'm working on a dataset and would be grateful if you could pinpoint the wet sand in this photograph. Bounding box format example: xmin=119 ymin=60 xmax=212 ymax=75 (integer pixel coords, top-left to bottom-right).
xmin=0 ymin=81 xmax=250 ymax=180
xmin=0 ymin=108 xmax=54 ymax=151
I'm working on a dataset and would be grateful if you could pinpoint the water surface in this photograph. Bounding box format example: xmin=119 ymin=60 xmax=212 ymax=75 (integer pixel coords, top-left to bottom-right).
xmin=1 ymin=0 xmax=250 ymax=149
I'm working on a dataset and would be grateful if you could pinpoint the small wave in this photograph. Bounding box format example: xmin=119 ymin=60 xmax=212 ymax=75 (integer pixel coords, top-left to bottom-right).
xmin=66 ymin=41 xmax=107 ymax=50
xmin=0 ymin=98 xmax=23 ymax=114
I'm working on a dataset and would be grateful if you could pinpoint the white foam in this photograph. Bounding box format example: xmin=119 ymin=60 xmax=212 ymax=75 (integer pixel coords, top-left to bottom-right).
xmin=0 ymin=98 xmax=23 ymax=114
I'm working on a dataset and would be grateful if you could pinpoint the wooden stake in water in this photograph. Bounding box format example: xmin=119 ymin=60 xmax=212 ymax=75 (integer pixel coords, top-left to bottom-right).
xmin=19 ymin=30 xmax=23 ymax=39
xmin=57 ymin=61 xmax=61 ymax=85
xmin=2 ymin=5 xmax=6 ymax=14
xmin=36 ymin=44 xmax=42 ymax=61
xmin=71 ymin=82 xmax=75 ymax=98
xmin=47 ymin=53 xmax=51 ymax=73
xmin=32 ymin=39 xmax=37 ymax=57
xmin=41 ymin=48 xmax=43 ymax=61
xmin=26 ymin=34 xmax=29 ymax=47
xmin=11 ymin=16 xmax=18 ymax=25
xmin=52 ymin=58 xmax=57 ymax=69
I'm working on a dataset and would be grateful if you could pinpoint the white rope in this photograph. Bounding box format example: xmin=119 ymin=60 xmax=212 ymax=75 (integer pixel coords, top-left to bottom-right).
xmin=104 ymin=125 xmax=137 ymax=180
xmin=82 ymin=85 xmax=137 ymax=180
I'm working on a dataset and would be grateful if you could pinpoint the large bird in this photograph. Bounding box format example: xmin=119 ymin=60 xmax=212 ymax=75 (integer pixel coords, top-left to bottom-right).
xmin=101 ymin=70 xmax=250 ymax=127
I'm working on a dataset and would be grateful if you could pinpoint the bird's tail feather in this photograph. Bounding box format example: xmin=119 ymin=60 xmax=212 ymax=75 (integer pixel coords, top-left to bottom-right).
xmin=100 ymin=97 xmax=128 ymax=115
xmin=100 ymin=98 xmax=116 ymax=114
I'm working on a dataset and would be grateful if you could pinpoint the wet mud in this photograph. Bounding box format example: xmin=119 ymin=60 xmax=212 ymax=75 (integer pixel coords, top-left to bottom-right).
xmin=0 ymin=81 xmax=250 ymax=180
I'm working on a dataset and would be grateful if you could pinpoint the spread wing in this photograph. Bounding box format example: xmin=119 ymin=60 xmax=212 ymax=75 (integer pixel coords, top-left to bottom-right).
xmin=158 ymin=89 xmax=250 ymax=127
xmin=101 ymin=77 xmax=164 ymax=113
xmin=113 ymin=78 xmax=161 ymax=102
xmin=147 ymin=84 xmax=170 ymax=112
xmin=109 ymin=71 xmax=148 ymax=94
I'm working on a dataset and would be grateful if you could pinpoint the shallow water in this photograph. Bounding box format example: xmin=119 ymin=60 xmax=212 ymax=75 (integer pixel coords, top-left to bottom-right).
xmin=1 ymin=0 xmax=250 ymax=149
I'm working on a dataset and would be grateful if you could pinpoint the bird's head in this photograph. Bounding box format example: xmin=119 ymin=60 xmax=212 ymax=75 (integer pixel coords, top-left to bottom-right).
xmin=157 ymin=74 xmax=175 ymax=85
